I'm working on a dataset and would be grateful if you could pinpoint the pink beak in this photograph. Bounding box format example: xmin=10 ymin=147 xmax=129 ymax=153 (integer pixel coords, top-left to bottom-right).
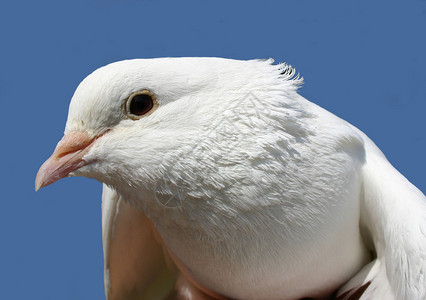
xmin=35 ymin=131 xmax=94 ymax=191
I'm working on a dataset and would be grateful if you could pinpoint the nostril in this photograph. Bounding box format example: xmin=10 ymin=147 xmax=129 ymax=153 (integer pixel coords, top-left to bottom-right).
xmin=54 ymin=131 xmax=94 ymax=158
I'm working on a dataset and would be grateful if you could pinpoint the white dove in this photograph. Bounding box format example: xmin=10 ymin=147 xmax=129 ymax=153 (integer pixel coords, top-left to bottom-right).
xmin=35 ymin=58 xmax=426 ymax=300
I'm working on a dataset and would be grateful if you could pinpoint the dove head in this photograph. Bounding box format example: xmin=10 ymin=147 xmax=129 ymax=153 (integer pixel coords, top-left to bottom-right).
xmin=36 ymin=57 xmax=303 ymax=214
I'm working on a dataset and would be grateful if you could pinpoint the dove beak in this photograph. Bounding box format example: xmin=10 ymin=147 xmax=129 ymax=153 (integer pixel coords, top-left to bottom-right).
xmin=35 ymin=131 xmax=95 ymax=191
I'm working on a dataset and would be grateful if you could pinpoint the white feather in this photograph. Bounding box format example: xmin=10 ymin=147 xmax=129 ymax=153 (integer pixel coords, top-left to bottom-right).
xmin=63 ymin=57 xmax=425 ymax=299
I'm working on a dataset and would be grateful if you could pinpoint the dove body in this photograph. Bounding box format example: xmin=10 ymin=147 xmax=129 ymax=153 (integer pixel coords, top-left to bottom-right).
xmin=36 ymin=58 xmax=426 ymax=300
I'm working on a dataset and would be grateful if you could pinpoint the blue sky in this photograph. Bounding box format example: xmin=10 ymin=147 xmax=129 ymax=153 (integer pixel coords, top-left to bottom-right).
xmin=1 ymin=0 xmax=425 ymax=299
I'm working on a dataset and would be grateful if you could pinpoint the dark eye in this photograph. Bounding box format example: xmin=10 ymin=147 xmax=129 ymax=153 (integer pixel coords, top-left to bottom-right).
xmin=126 ymin=90 xmax=156 ymax=118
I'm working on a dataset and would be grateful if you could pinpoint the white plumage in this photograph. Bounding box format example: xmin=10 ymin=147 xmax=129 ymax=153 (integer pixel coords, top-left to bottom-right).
xmin=36 ymin=58 xmax=426 ymax=300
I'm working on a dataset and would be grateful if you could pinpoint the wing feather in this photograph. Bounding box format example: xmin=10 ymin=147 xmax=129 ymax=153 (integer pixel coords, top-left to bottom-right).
xmin=102 ymin=184 xmax=176 ymax=300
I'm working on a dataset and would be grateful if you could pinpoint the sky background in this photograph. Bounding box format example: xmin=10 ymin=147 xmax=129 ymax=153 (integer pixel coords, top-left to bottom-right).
xmin=0 ymin=0 xmax=425 ymax=299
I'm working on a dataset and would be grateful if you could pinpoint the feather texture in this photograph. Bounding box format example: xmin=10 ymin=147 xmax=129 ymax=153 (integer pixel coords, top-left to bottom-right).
xmin=38 ymin=57 xmax=425 ymax=300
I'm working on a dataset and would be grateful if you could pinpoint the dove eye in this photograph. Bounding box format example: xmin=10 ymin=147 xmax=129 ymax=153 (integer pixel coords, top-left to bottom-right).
xmin=126 ymin=90 xmax=157 ymax=119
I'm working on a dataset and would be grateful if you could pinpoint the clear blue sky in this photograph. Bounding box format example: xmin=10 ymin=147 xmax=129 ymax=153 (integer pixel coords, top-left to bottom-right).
xmin=0 ymin=0 xmax=424 ymax=299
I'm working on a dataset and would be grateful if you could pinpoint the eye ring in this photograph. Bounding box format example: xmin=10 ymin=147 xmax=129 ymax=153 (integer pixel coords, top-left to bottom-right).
xmin=125 ymin=89 xmax=158 ymax=120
